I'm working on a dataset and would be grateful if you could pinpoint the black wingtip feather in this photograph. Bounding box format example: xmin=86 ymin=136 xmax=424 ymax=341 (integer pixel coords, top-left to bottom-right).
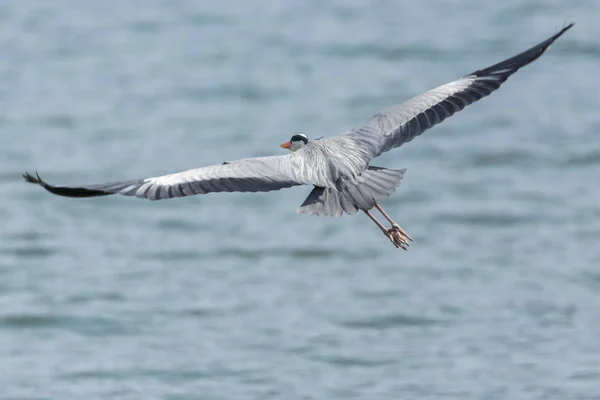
xmin=22 ymin=171 xmax=39 ymax=184
xmin=23 ymin=171 xmax=112 ymax=198
xmin=467 ymin=22 xmax=574 ymax=79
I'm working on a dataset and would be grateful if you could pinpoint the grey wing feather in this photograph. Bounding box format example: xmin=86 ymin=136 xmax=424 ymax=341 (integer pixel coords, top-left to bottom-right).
xmin=24 ymin=154 xmax=309 ymax=201
xmin=346 ymin=24 xmax=573 ymax=159
xmin=297 ymin=166 xmax=406 ymax=217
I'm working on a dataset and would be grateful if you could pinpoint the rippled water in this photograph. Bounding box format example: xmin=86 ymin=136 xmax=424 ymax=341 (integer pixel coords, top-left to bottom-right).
xmin=2 ymin=1 xmax=600 ymax=399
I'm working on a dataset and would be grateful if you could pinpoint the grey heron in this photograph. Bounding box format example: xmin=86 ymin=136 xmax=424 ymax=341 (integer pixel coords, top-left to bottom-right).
xmin=24 ymin=24 xmax=573 ymax=249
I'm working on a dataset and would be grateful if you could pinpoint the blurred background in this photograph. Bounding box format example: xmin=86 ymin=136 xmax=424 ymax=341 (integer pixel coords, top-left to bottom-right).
xmin=1 ymin=1 xmax=599 ymax=399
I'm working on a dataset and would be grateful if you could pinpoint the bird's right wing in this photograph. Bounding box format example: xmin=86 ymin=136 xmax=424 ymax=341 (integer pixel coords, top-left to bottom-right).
xmin=345 ymin=23 xmax=573 ymax=160
xmin=24 ymin=154 xmax=311 ymax=201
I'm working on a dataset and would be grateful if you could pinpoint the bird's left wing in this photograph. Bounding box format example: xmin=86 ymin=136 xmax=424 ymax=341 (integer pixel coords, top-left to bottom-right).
xmin=345 ymin=23 xmax=573 ymax=160
xmin=24 ymin=154 xmax=309 ymax=201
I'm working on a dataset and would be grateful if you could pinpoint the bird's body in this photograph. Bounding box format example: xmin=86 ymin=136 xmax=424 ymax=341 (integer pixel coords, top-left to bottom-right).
xmin=24 ymin=24 xmax=574 ymax=249
xmin=283 ymin=135 xmax=376 ymax=194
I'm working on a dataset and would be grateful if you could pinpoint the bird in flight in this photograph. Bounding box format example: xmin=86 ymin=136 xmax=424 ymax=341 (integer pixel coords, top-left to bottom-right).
xmin=24 ymin=24 xmax=573 ymax=249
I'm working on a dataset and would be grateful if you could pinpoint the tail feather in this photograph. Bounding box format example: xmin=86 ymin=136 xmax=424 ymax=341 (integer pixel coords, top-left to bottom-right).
xmin=297 ymin=166 xmax=406 ymax=217
xmin=338 ymin=192 xmax=359 ymax=215
xmin=343 ymin=182 xmax=373 ymax=210
xmin=297 ymin=186 xmax=347 ymax=217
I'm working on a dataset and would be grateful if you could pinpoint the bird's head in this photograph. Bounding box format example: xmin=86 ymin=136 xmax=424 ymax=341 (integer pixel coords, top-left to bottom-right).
xmin=280 ymin=133 xmax=309 ymax=152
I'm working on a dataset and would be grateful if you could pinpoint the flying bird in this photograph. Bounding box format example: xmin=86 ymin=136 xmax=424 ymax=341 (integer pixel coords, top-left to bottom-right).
xmin=24 ymin=24 xmax=573 ymax=249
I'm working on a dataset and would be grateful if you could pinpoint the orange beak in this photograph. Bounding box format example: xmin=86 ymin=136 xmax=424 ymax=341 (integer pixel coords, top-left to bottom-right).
xmin=280 ymin=141 xmax=292 ymax=149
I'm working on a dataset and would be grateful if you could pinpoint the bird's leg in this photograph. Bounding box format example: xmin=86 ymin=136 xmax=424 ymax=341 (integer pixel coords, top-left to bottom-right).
xmin=362 ymin=210 xmax=408 ymax=250
xmin=374 ymin=203 xmax=413 ymax=243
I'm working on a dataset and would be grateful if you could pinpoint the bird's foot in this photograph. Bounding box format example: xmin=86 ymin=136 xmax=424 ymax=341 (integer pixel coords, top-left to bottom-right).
xmin=392 ymin=223 xmax=413 ymax=242
xmin=384 ymin=228 xmax=410 ymax=250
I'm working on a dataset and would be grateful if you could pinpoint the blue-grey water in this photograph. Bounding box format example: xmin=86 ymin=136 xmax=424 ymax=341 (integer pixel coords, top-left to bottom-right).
xmin=1 ymin=1 xmax=599 ymax=399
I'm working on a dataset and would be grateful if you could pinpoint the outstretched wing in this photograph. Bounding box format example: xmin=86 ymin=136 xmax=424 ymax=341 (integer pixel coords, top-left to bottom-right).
xmin=24 ymin=154 xmax=309 ymax=201
xmin=346 ymin=23 xmax=573 ymax=159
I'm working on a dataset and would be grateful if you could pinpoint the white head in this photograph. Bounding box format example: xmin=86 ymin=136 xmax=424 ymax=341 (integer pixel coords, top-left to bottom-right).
xmin=280 ymin=133 xmax=309 ymax=152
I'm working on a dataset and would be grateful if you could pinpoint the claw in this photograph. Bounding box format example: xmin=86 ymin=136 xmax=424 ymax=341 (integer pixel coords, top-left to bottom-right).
xmin=392 ymin=224 xmax=413 ymax=241
xmin=385 ymin=229 xmax=409 ymax=250
xmin=392 ymin=231 xmax=409 ymax=246
xmin=364 ymin=208 xmax=412 ymax=250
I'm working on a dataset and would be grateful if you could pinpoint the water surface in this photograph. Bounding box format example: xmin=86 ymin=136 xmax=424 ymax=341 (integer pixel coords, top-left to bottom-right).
xmin=1 ymin=1 xmax=599 ymax=399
